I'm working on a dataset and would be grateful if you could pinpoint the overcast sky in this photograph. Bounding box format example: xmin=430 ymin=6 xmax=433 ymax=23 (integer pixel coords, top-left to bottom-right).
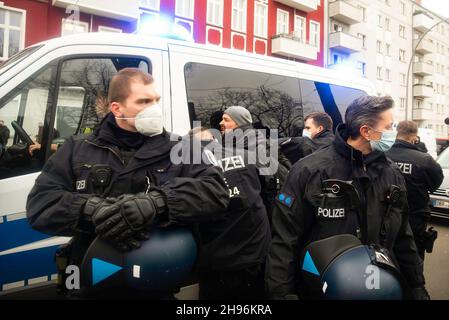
xmin=422 ymin=0 xmax=449 ymax=18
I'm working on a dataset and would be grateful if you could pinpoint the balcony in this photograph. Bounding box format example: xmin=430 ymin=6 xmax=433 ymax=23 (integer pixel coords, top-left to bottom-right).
xmin=271 ymin=32 xmax=318 ymax=61
xmin=413 ymin=62 xmax=433 ymax=76
xmin=413 ymin=12 xmax=434 ymax=33
xmin=275 ymin=0 xmax=318 ymax=13
xmin=328 ymin=32 xmax=362 ymax=54
xmin=329 ymin=1 xmax=363 ymax=25
xmin=413 ymin=84 xmax=433 ymax=98
xmin=52 ymin=0 xmax=140 ymax=21
xmin=414 ymin=38 xmax=433 ymax=55
xmin=413 ymin=108 xmax=435 ymax=121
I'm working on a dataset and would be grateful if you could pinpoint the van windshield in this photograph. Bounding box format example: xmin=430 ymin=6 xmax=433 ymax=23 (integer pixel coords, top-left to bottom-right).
xmin=0 ymin=45 xmax=42 ymax=75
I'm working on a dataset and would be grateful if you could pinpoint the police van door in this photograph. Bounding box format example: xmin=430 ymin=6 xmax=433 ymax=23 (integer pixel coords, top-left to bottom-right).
xmin=0 ymin=44 xmax=164 ymax=293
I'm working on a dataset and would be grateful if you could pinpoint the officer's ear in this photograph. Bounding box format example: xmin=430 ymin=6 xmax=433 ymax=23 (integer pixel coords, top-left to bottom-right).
xmin=359 ymin=125 xmax=371 ymax=141
xmin=110 ymin=102 xmax=123 ymax=118
xmin=317 ymin=125 xmax=324 ymax=134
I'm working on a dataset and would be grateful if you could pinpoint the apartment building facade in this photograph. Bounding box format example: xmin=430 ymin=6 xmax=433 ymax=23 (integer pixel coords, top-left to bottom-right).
xmin=326 ymin=0 xmax=449 ymax=138
xmin=0 ymin=0 xmax=326 ymax=67
xmin=410 ymin=3 xmax=449 ymax=138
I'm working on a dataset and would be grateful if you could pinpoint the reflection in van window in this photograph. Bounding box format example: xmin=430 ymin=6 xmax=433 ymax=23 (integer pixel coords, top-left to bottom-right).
xmin=184 ymin=62 xmax=367 ymax=137
xmin=184 ymin=62 xmax=303 ymax=138
xmin=56 ymin=57 xmax=151 ymax=138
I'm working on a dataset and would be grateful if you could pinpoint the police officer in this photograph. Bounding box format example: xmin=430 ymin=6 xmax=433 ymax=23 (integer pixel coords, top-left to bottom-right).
xmin=220 ymin=106 xmax=289 ymax=223
xmin=280 ymin=112 xmax=334 ymax=164
xmin=26 ymin=68 xmax=229 ymax=298
xmin=266 ymin=96 xmax=430 ymax=300
xmin=386 ymin=120 xmax=443 ymax=260
xmin=189 ymin=125 xmax=271 ymax=300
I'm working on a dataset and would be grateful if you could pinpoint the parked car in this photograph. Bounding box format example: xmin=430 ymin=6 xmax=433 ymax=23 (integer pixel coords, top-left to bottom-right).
xmin=430 ymin=146 xmax=449 ymax=219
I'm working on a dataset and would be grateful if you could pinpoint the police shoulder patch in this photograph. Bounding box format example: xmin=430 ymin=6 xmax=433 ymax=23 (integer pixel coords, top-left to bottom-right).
xmin=276 ymin=193 xmax=295 ymax=208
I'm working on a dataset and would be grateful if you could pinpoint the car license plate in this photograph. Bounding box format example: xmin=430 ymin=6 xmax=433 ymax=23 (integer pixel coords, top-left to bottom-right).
xmin=433 ymin=200 xmax=449 ymax=209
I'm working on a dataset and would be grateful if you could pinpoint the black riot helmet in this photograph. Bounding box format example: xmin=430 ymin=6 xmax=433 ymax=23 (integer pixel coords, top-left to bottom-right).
xmin=80 ymin=226 xmax=197 ymax=294
xmin=300 ymin=234 xmax=404 ymax=300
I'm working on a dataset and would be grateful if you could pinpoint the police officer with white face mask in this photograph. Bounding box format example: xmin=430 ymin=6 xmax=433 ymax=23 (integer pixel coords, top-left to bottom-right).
xmin=266 ymin=96 xmax=430 ymax=300
xmin=26 ymin=68 xmax=229 ymax=298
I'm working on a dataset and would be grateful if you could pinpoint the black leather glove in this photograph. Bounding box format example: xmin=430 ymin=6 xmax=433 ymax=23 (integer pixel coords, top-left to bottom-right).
xmin=410 ymin=286 xmax=431 ymax=300
xmin=91 ymin=191 xmax=167 ymax=245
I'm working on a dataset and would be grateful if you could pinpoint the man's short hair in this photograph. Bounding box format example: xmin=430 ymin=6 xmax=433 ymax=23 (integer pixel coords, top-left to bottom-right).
xmin=304 ymin=112 xmax=333 ymax=132
xmin=345 ymin=96 xmax=394 ymax=138
xmin=396 ymin=120 xmax=418 ymax=139
xmin=108 ymin=68 xmax=154 ymax=105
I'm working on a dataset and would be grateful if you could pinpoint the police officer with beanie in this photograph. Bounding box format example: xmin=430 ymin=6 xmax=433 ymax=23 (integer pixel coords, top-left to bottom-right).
xmin=386 ymin=120 xmax=443 ymax=260
xmin=26 ymin=68 xmax=229 ymax=298
xmin=220 ymin=106 xmax=290 ymax=222
xmin=189 ymin=126 xmax=271 ymax=300
xmin=266 ymin=96 xmax=430 ymax=300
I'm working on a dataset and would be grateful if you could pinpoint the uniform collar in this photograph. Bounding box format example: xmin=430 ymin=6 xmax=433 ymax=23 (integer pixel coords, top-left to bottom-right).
xmin=333 ymin=123 xmax=387 ymax=167
xmin=391 ymin=139 xmax=419 ymax=151
xmin=314 ymin=129 xmax=334 ymax=139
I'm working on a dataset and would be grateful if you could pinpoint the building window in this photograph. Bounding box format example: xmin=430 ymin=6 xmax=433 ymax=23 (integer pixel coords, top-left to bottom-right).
xmin=400 ymin=73 xmax=406 ymax=85
xmin=139 ymin=0 xmax=160 ymax=11
xmin=385 ymin=0 xmax=391 ymax=6
xmin=276 ymin=9 xmax=289 ymax=35
xmin=175 ymin=0 xmax=194 ymax=19
xmin=400 ymin=98 xmax=405 ymax=109
xmin=359 ymin=6 xmax=366 ymax=21
xmin=207 ymin=0 xmax=223 ymax=27
xmin=0 ymin=7 xmax=25 ymax=60
xmin=385 ymin=68 xmax=390 ymax=81
xmin=332 ymin=53 xmax=345 ymax=65
xmin=61 ymin=18 xmax=89 ymax=36
xmin=386 ymin=43 xmax=391 ymax=56
xmin=385 ymin=18 xmax=390 ymax=31
xmin=310 ymin=21 xmax=320 ymax=48
xmin=294 ymin=15 xmax=306 ymax=41
xmin=357 ymin=61 xmax=366 ymax=77
xmin=399 ymin=25 xmax=406 ymax=38
xmin=358 ymin=33 xmax=366 ymax=49
xmin=254 ymin=2 xmax=268 ymax=38
xmin=377 ymin=40 xmax=382 ymax=54
xmin=98 ymin=26 xmax=122 ymax=33
xmin=400 ymin=2 xmax=406 ymax=15
xmin=232 ymin=0 xmax=247 ymax=33
xmin=377 ymin=66 xmax=382 ymax=79
xmin=378 ymin=14 xmax=382 ymax=28
xmin=333 ymin=23 xmax=343 ymax=32
xmin=399 ymin=49 xmax=406 ymax=62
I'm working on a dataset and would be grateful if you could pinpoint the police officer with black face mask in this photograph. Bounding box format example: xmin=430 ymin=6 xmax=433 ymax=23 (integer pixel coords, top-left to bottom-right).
xmin=266 ymin=96 xmax=430 ymax=300
xmin=26 ymin=68 xmax=229 ymax=298
xmin=386 ymin=120 xmax=443 ymax=260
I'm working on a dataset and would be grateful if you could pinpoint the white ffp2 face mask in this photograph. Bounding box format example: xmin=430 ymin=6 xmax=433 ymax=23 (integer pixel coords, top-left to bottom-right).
xmin=116 ymin=104 xmax=164 ymax=137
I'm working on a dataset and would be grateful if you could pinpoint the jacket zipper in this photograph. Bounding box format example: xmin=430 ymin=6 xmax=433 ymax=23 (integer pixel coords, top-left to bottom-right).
xmin=84 ymin=140 xmax=125 ymax=166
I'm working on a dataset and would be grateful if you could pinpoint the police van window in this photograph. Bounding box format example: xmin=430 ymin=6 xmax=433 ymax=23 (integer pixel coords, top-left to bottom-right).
xmin=300 ymin=79 xmax=366 ymax=131
xmin=184 ymin=62 xmax=302 ymax=137
xmin=0 ymin=65 xmax=54 ymax=180
xmin=329 ymin=84 xmax=366 ymax=121
xmin=55 ymin=57 xmax=150 ymax=139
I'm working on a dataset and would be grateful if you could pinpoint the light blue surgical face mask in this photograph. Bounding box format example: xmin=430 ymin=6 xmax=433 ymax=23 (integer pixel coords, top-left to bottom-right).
xmin=302 ymin=130 xmax=312 ymax=139
xmin=369 ymin=128 xmax=397 ymax=152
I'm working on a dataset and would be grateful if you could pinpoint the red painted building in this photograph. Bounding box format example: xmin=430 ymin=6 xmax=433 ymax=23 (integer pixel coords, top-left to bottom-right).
xmin=1 ymin=0 xmax=324 ymax=66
